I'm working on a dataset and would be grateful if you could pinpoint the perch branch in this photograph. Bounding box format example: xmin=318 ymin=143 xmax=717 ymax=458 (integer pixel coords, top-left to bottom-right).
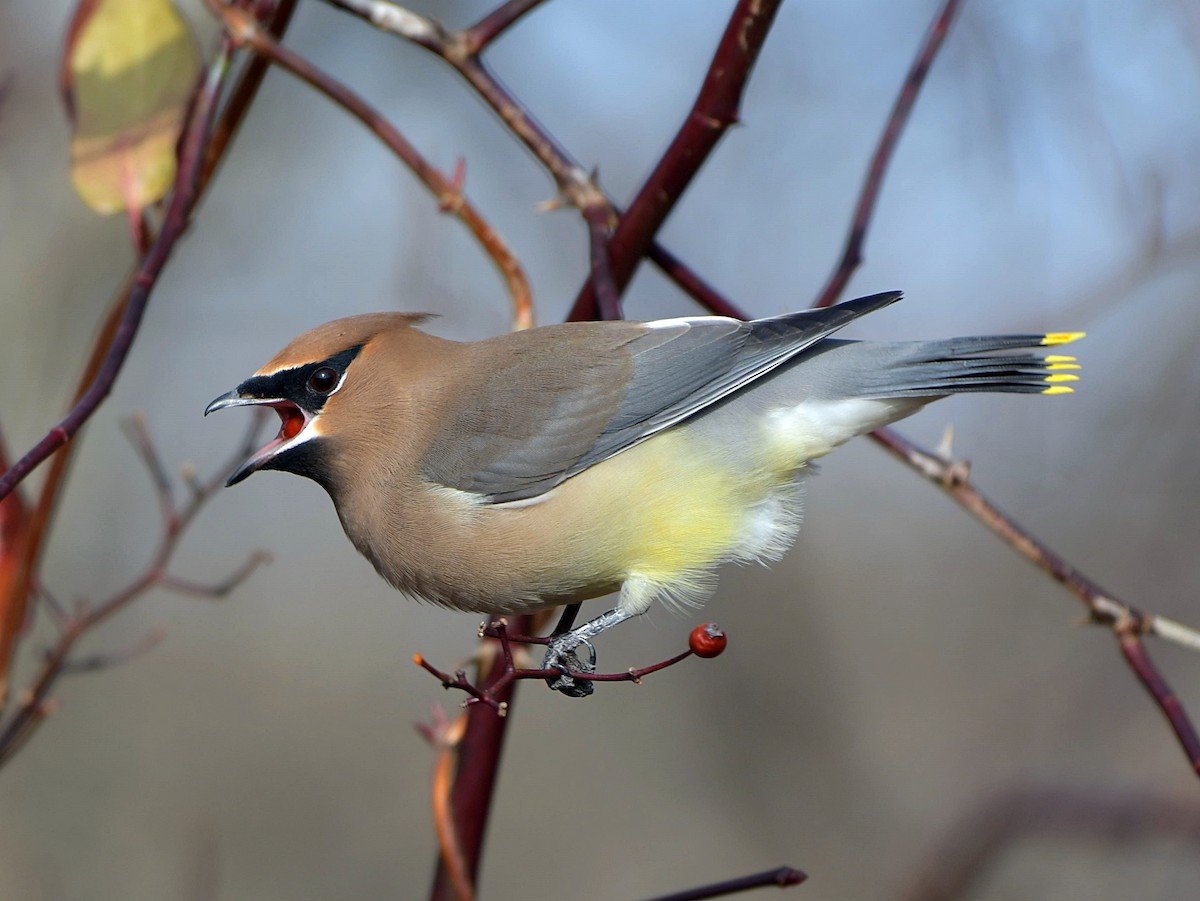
xmin=415 ymin=620 xmax=718 ymax=713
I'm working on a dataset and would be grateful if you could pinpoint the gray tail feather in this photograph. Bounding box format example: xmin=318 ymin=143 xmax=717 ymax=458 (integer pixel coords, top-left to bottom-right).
xmin=865 ymin=334 xmax=1083 ymax=397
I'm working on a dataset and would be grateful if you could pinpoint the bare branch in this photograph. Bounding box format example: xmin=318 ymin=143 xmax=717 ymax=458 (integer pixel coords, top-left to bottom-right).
xmin=463 ymin=0 xmax=551 ymax=54
xmin=122 ymin=414 xmax=177 ymax=526
xmin=321 ymin=0 xmax=750 ymax=321
xmin=871 ymin=426 xmax=1200 ymax=775
xmin=0 ymin=3 xmax=296 ymax=705
xmin=583 ymin=205 xmax=622 ymax=320
xmin=415 ymin=620 xmax=716 ymax=713
xmin=812 ymin=0 xmax=964 ymax=308
xmin=162 ymin=551 xmax=271 ymax=600
xmin=60 ymin=626 xmax=167 ymax=675
xmin=427 ymin=713 xmax=472 ymax=901
xmin=0 ymin=416 xmax=267 ymax=769
xmin=897 ymin=785 xmax=1200 ymax=901
xmin=640 ymin=867 xmax=807 ymax=901
xmin=208 ymin=1 xmax=534 ymax=332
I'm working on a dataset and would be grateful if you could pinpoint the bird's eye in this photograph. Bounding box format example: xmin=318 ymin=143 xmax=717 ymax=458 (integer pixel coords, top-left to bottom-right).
xmin=307 ymin=367 xmax=339 ymax=394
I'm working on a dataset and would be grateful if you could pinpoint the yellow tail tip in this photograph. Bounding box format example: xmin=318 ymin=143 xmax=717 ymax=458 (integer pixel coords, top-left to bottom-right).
xmin=1044 ymin=373 xmax=1079 ymax=383
xmin=1042 ymin=332 xmax=1086 ymax=346
xmin=1046 ymin=363 xmax=1081 ymax=371
xmin=1042 ymin=385 xmax=1074 ymax=395
xmin=1044 ymin=355 xmax=1077 ymax=363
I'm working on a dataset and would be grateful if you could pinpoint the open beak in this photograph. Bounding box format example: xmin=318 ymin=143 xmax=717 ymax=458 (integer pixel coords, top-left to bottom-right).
xmin=205 ymin=390 xmax=265 ymax=416
xmin=206 ymin=389 xmax=310 ymax=487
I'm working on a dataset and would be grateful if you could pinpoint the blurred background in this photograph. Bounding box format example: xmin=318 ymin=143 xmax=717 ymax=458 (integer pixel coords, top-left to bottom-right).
xmin=2 ymin=0 xmax=1199 ymax=898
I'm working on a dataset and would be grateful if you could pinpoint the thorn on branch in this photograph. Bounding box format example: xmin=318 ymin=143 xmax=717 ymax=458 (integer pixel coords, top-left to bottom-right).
xmin=180 ymin=463 xmax=204 ymax=501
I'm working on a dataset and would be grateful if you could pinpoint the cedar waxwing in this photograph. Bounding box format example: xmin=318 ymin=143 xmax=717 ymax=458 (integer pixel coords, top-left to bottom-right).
xmin=206 ymin=292 xmax=1082 ymax=695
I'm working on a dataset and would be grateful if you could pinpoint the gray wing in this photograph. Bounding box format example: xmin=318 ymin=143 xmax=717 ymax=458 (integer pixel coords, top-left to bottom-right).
xmin=423 ymin=291 xmax=901 ymax=502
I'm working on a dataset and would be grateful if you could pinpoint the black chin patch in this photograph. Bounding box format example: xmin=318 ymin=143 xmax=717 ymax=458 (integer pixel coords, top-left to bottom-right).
xmin=263 ymin=439 xmax=333 ymax=492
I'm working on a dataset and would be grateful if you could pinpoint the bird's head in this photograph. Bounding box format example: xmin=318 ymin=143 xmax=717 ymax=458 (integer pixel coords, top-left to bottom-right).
xmin=205 ymin=312 xmax=434 ymax=488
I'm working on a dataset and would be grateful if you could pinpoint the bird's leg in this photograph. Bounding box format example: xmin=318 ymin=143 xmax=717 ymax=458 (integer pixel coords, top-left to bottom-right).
xmin=543 ymin=606 xmax=635 ymax=697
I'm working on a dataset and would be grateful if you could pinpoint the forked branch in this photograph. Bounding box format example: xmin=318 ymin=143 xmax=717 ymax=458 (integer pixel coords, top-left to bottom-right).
xmin=0 ymin=417 xmax=269 ymax=769
xmin=208 ymin=0 xmax=534 ymax=330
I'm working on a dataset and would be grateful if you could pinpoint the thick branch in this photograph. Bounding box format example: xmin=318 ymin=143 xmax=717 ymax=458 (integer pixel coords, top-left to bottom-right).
xmin=427 ymin=616 xmax=529 ymax=901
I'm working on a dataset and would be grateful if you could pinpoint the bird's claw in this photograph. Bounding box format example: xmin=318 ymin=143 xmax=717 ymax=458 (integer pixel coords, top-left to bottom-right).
xmin=543 ymin=637 xmax=597 ymax=698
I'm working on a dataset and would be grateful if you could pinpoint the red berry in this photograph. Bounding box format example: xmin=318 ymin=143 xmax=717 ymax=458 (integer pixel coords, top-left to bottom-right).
xmin=689 ymin=623 xmax=727 ymax=658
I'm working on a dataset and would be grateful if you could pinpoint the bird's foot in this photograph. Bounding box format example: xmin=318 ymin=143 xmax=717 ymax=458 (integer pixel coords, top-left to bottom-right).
xmin=543 ymin=635 xmax=597 ymax=698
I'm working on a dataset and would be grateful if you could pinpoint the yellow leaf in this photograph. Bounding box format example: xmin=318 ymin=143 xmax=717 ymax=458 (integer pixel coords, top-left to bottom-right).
xmin=63 ymin=0 xmax=200 ymax=216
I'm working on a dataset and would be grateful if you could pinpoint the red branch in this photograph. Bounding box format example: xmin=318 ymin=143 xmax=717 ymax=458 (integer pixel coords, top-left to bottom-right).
xmin=462 ymin=0 xmax=549 ymax=53
xmin=427 ymin=615 xmax=529 ymax=901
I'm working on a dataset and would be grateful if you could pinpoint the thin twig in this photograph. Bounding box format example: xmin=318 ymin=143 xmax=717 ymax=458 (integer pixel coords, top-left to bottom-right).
xmin=200 ymin=0 xmax=299 ymax=194
xmin=208 ymin=1 xmax=534 ymax=331
xmin=60 ymin=626 xmax=167 ymax=675
xmin=641 ymin=867 xmax=807 ymax=901
xmin=162 ymin=550 xmax=272 ymax=599
xmin=0 ymin=417 xmax=268 ymax=769
xmin=871 ymin=426 xmax=1200 ymax=775
xmin=122 ymin=414 xmax=177 ymax=526
xmin=416 ymin=620 xmax=706 ymax=712
xmin=812 ymin=0 xmax=963 ymax=308
xmin=896 ymin=785 xmax=1200 ymax=901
